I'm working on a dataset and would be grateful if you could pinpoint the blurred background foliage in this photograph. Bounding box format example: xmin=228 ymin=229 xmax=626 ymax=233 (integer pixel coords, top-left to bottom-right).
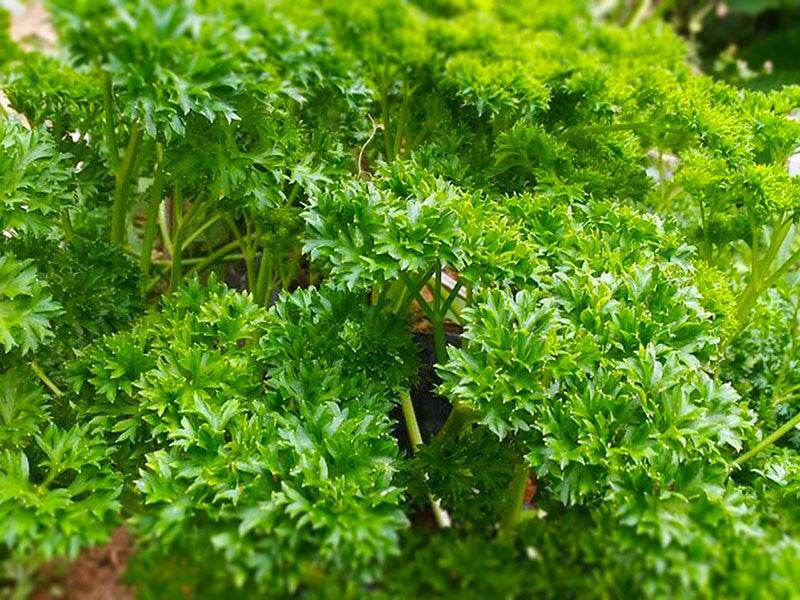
xmin=603 ymin=0 xmax=800 ymax=88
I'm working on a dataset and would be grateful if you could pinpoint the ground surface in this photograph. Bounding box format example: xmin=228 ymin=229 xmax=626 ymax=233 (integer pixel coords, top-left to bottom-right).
xmin=31 ymin=529 xmax=134 ymax=600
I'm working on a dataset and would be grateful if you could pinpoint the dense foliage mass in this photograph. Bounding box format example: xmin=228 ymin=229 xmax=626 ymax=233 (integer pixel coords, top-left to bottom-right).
xmin=3 ymin=0 xmax=800 ymax=597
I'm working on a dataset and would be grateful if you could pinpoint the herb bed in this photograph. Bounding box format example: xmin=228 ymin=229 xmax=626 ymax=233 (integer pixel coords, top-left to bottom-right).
xmin=3 ymin=1 xmax=800 ymax=598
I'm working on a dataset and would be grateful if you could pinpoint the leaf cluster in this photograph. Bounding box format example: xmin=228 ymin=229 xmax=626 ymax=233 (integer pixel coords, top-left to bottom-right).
xmin=69 ymin=277 xmax=416 ymax=592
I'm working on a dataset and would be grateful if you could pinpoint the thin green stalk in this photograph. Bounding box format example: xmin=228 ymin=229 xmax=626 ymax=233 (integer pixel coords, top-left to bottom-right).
xmin=447 ymin=300 xmax=465 ymax=326
xmin=286 ymin=183 xmax=301 ymax=205
xmin=441 ymin=280 xmax=464 ymax=317
xmin=392 ymin=82 xmax=418 ymax=158
xmin=243 ymin=218 xmax=258 ymax=292
xmin=254 ymin=245 xmax=273 ymax=306
xmin=39 ymin=467 xmax=60 ymax=490
xmin=381 ymin=80 xmax=393 ymax=159
xmin=498 ymin=460 xmax=531 ymax=538
xmin=187 ymin=237 xmax=253 ymax=276
xmin=102 ymin=71 xmax=120 ymax=171
xmin=761 ymin=245 xmax=800 ymax=293
xmin=170 ymin=186 xmax=184 ymax=291
xmin=735 ymin=411 xmax=800 ymax=467
xmin=398 ymin=265 xmax=437 ymax=314
xmin=438 ymin=402 xmax=480 ymax=441
xmin=400 ymin=392 xmax=450 ymax=529
xmin=429 ymin=268 xmax=458 ymax=364
xmin=30 ymin=360 xmax=62 ymax=397
xmin=110 ymin=120 xmax=142 ymax=246
xmin=401 ymin=392 xmax=424 ymax=450
xmin=732 ymin=219 xmax=793 ymax=322
xmin=624 ymin=0 xmax=651 ymax=28
xmin=432 ymin=317 xmax=448 ymax=365
xmin=399 ymin=271 xmax=436 ymax=321
xmin=158 ymin=200 xmax=174 ymax=257
xmin=145 ymin=273 xmax=163 ymax=294
xmin=123 ymin=246 xmax=141 ymax=259
xmin=177 ymin=197 xmax=206 ymax=234
xmin=140 ymin=143 xmax=165 ymax=276
xmin=358 ymin=118 xmax=383 ymax=177
xmin=750 ymin=224 xmax=761 ymax=282
xmin=181 ymin=213 xmax=222 ymax=251
xmin=281 ymin=255 xmax=298 ymax=292
xmin=154 ymin=254 xmax=244 ymax=267
xmin=119 ymin=483 xmax=144 ymax=516
xmin=392 ymin=286 xmax=410 ymax=314
xmin=734 ymin=279 xmax=761 ymax=323
xmin=434 ymin=267 xmax=442 ymax=312
xmin=225 ymin=215 xmax=255 ymax=289
xmin=760 ymin=218 xmax=794 ymax=276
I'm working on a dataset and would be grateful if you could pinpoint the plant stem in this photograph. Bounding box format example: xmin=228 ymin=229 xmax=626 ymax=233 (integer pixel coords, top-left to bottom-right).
xmin=170 ymin=186 xmax=184 ymax=291
xmin=761 ymin=245 xmax=800 ymax=292
xmin=187 ymin=236 xmax=253 ymax=276
xmin=153 ymin=254 xmax=244 ymax=267
xmin=624 ymin=0 xmax=651 ymax=28
xmin=181 ymin=214 xmax=222 ymax=251
xmin=358 ymin=118 xmax=383 ymax=177
xmin=401 ymin=392 xmax=424 ymax=450
xmin=381 ymin=76 xmax=393 ymax=159
xmin=102 ymin=71 xmax=119 ymax=171
xmin=433 ymin=266 xmax=442 ymax=312
xmin=30 ymin=360 xmax=62 ymax=397
xmin=398 ymin=265 xmax=437 ymax=315
xmin=498 ymin=460 xmax=530 ymax=538
xmin=392 ymin=81 xmax=418 ymax=158
xmin=158 ymin=200 xmax=173 ymax=257
xmin=400 ymin=392 xmax=450 ymax=528
xmin=119 ymin=483 xmax=143 ymax=516
xmin=254 ymin=244 xmax=273 ymax=306
xmin=761 ymin=218 xmax=793 ymax=275
xmin=226 ymin=215 xmax=256 ymax=292
xmin=734 ymin=219 xmax=795 ymax=322
xmin=734 ymin=279 xmax=760 ymax=323
xmin=110 ymin=120 xmax=142 ymax=246
xmin=399 ymin=271 xmax=436 ymax=320
xmin=441 ymin=280 xmax=464 ymax=317
xmin=438 ymin=402 xmax=480 ymax=441
xmin=432 ymin=317 xmax=448 ymax=365
xmin=735 ymin=411 xmax=800 ymax=467
xmin=140 ymin=143 xmax=164 ymax=275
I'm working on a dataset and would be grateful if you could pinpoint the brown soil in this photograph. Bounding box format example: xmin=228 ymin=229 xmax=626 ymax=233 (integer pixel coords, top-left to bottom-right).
xmin=31 ymin=529 xmax=135 ymax=600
